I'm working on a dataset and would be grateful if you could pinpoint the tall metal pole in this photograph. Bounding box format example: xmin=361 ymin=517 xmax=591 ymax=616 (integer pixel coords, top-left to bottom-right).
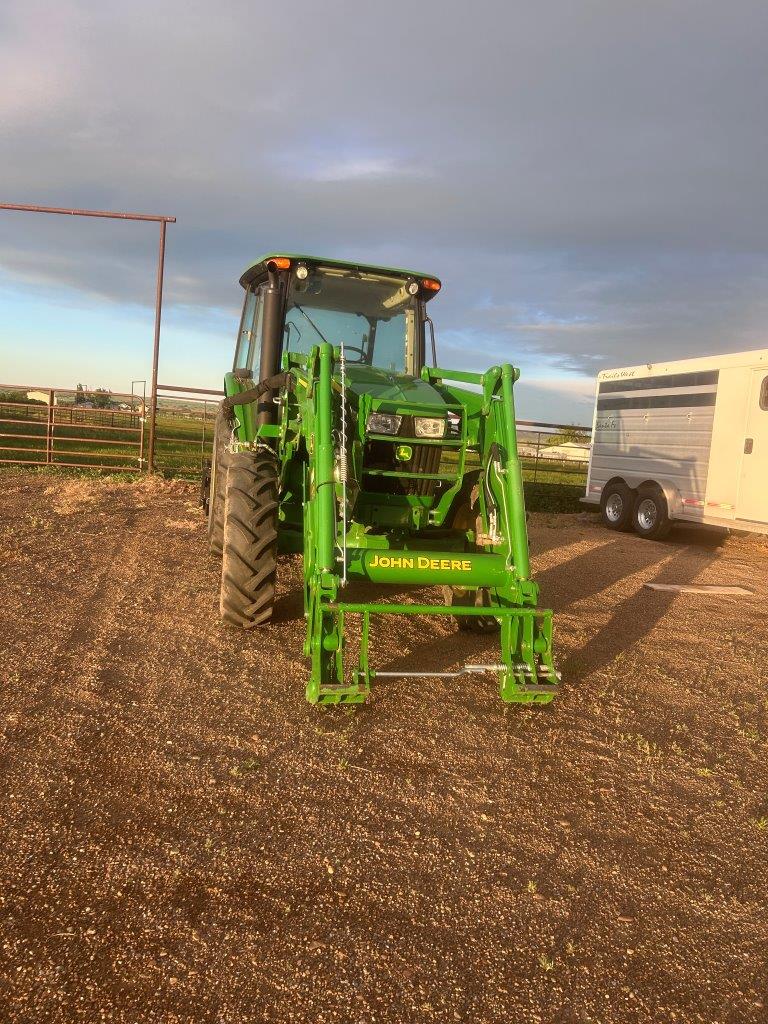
xmin=46 ymin=388 xmax=55 ymax=464
xmin=146 ymin=220 xmax=167 ymax=473
xmin=1 ymin=202 xmax=175 ymax=474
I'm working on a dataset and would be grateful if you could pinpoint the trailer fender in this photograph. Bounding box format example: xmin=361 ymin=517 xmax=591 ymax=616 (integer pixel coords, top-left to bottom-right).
xmin=619 ymin=476 xmax=682 ymax=516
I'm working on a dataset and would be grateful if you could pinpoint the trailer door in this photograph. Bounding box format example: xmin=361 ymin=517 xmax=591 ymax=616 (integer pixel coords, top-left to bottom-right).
xmin=738 ymin=371 xmax=768 ymax=524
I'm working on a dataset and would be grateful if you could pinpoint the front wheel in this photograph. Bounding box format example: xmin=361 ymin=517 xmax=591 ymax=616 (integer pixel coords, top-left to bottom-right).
xmin=632 ymin=485 xmax=672 ymax=541
xmin=219 ymin=451 xmax=279 ymax=627
xmin=442 ymin=488 xmax=500 ymax=634
xmin=443 ymin=586 xmax=501 ymax=634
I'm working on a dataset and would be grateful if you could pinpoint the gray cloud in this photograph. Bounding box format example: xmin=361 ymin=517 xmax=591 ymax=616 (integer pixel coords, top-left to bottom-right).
xmin=1 ymin=0 xmax=768 ymax=408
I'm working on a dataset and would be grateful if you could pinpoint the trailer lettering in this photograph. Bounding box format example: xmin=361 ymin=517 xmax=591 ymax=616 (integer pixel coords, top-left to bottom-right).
xmin=599 ymin=369 xmax=638 ymax=381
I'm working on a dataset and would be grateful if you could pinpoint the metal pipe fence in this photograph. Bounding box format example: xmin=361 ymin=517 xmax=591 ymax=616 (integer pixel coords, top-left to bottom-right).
xmin=0 ymin=382 xmax=592 ymax=484
xmin=0 ymin=384 xmax=146 ymax=472
xmin=0 ymin=203 xmax=175 ymax=474
xmin=515 ymin=418 xmax=592 ymax=486
xmin=150 ymin=384 xmax=223 ymax=479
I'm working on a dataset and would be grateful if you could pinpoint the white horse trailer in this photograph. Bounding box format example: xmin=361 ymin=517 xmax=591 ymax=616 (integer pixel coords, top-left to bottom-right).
xmin=583 ymin=349 xmax=768 ymax=539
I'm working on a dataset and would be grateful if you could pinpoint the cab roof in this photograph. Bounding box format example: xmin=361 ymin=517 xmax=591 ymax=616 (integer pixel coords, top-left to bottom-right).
xmin=239 ymin=253 xmax=442 ymax=296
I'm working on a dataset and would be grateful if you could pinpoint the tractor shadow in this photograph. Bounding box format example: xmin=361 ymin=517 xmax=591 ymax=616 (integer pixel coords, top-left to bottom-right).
xmin=272 ymin=564 xmax=305 ymax=622
xmin=536 ymin=525 xmax=724 ymax=685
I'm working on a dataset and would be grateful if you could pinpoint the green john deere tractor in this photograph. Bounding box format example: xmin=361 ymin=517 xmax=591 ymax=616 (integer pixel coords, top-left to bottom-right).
xmin=202 ymin=254 xmax=559 ymax=705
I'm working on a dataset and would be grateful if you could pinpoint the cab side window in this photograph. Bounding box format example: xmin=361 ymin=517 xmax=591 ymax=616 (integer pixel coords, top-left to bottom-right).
xmin=760 ymin=375 xmax=768 ymax=411
xmin=233 ymin=285 xmax=266 ymax=374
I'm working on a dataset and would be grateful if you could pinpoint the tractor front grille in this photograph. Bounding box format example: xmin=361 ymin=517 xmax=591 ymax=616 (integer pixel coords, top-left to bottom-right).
xmin=363 ymin=437 xmax=442 ymax=497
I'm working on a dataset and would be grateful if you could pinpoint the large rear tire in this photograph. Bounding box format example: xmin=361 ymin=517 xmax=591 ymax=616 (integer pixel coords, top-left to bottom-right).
xmin=207 ymin=406 xmax=232 ymax=556
xmin=219 ymin=451 xmax=279 ymax=628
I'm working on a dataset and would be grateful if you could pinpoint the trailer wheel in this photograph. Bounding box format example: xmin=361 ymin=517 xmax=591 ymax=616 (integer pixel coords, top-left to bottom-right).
xmin=219 ymin=451 xmax=279 ymax=628
xmin=207 ymin=406 xmax=232 ymax=556
xmin=600 ymin=481 xmax=635 ymax=532
xmin=632 ymin=485 xmax=672 ymax=541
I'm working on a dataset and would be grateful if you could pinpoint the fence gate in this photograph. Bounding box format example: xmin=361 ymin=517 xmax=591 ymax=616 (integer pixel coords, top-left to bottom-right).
xmin=0 ymin=384 xmax=146 ymax=472
xmin=150 ymin=384 xmax=223 ymax=479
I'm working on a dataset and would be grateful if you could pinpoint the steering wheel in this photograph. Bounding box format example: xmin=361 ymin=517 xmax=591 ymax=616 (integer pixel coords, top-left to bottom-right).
xmin=340 ymin=344 xmax=367 ymax=363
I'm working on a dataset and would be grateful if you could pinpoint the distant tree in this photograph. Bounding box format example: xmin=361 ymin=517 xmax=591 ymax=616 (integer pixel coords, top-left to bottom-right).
xmin=92 ymin=388 xmax=112 ymax=409
xmin=549 ymin=424 xmax=589 ymax=447
xmin=75 ymin=383 xmax=87 ymax=405
xmin=0 ymin=390 xmax=30 ymax=404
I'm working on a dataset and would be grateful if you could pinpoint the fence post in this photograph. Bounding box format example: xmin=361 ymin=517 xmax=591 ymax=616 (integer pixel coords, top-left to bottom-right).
xmin=146 ymin=220 xmax=167 ymax=473
xmin=138 ymin=407 xmax=146 ymax=471
xmin=201 ymin=400 xmax=209 ymax=473
xmin=46 ymin=389 xmax=55 ymax=464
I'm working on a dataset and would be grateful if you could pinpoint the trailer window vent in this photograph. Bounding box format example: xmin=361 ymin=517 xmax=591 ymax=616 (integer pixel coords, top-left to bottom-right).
xmin=760 ymin=375 xmax=768 ymax=411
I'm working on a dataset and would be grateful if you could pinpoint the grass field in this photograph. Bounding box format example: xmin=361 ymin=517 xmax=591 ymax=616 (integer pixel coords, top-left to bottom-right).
xmin=151 ymin=410 xmax=216 ymax=476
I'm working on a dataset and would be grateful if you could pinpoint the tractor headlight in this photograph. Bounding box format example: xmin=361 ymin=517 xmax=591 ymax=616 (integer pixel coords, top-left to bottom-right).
xmin=413 ymin=416 xmax=446 ymax=438
xmin=366 ymin=412 xmax=402 ymax=435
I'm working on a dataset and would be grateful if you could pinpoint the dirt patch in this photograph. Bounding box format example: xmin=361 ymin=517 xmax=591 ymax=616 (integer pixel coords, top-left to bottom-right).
xmin=1 ymin=470 xmax=766 ymax=1023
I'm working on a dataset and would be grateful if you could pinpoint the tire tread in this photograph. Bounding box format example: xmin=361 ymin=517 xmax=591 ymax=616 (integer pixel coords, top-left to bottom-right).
xmin=208 ymin=406 xmax=232 ymax=556
xmin=220 ymin=452 xmax=279 ymax=627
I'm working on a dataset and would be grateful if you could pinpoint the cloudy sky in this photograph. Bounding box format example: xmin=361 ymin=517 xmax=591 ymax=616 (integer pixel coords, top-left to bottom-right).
xmin=1 ymin=0 xmax=767 ymax=422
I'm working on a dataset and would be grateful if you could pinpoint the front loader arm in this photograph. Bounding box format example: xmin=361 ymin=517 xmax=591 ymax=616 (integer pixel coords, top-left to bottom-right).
xmin=299 ymin=346 xmax=558 ymax=705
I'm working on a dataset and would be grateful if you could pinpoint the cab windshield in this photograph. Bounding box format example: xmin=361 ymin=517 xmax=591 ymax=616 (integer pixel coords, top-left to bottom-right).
xmin=284 ymin=266 xmax=419 ymax=375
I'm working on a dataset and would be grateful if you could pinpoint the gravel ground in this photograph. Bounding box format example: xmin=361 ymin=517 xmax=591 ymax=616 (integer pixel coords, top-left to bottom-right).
xmin=1 ymin=469 xmax=767 ymax=1024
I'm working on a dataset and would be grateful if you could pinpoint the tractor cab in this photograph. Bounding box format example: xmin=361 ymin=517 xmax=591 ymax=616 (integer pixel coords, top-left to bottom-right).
xmin=233 ymin=255 xmax=455 ymax=517
xmin=234 ymin=254 xmax=441 ymax=383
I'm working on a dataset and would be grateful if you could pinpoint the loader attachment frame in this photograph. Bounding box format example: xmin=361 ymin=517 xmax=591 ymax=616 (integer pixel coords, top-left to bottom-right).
xmin=300 ymin=343 xmax=558 ymax=705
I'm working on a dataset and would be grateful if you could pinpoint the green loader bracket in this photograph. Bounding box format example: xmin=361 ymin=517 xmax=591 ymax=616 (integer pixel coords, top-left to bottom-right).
xmin=300 ymin=343 xmax=559 ymax=706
